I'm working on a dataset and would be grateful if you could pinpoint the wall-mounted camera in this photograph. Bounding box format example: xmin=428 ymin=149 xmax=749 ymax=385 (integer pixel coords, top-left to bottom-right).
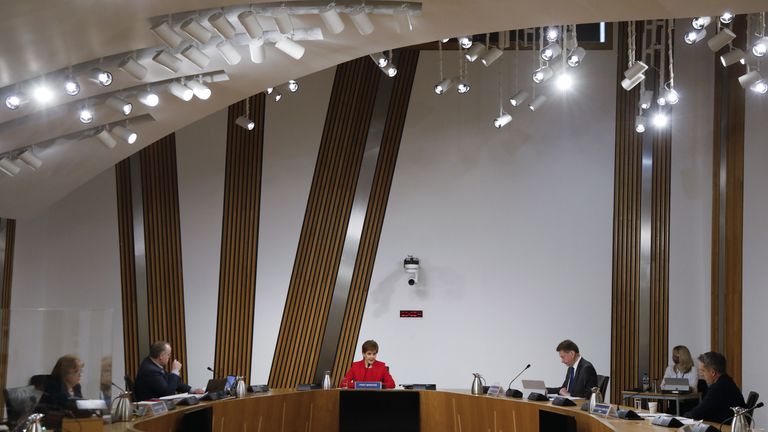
xmin=404 ymin=255 xmax=420 ymax=286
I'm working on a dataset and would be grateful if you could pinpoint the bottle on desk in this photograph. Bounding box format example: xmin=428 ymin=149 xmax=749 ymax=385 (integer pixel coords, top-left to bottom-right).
xmin=322 ymin=371 xmax=332 ymax=390
xmin=641 ymin=372 xmax=650 ymax=392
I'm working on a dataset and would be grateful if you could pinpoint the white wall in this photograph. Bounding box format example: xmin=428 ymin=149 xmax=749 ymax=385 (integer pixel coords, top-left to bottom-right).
xmin=358 ymin=49 xmax=617 ymax=392
xmin=742 ymin=74 xmax=768 ymax=426
xmin=668 ymin=22 xmax=713 ymax=369
xmin=9 ymin=167 xmax=124 ymax=398
xmin=176 ymin=108 xmax=228 ymax=389
xmin=251 ymin=67 xmax=335 ymax=384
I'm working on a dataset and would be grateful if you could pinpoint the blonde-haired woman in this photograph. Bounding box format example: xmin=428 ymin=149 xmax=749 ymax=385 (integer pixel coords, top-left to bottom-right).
xmin=663 ymin=345 xmax=698 ymax=390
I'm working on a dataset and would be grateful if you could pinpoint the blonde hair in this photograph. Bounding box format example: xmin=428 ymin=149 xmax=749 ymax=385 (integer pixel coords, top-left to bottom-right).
xmin=51 ymin=354 xmax=84 ymax=381
xmin=673 ymin=345 xmax=694 ymax=374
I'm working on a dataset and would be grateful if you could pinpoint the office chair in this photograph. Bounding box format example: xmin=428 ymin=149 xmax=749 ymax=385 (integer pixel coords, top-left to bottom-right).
xmin=596 ymin=375 xmax=610 ymax=398
xmin=124 ymin=375 xmax=135 ymax=392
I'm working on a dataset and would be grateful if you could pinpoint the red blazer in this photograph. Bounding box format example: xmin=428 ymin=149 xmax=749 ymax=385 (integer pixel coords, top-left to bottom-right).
xmin=341 ymin=359 xmax=396 ymax=389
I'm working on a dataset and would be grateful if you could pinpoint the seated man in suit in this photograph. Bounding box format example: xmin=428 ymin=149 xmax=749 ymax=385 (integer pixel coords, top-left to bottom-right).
xmin=134 ymin=341 xmax=203 ymax=401
xmin=341 ymin=340 xmax=396 ymax=389
xmin=546 ymin=339 xmax=598 ymax=398
xmin=683 ymin=352 xmax=745 ymax=424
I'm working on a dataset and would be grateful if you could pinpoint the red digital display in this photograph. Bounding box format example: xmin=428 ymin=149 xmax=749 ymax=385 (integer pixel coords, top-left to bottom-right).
xmin=400 ymin=310 xmax=423 ymax=318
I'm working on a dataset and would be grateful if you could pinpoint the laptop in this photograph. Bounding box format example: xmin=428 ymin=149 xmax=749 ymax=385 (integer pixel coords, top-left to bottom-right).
xmin=521 ymin=379 xmax=548 ymax=398
xmin=660 ymin=377 xmax=690 ymax=392
xmin=205 ymin=375 xmax=236 ymax=393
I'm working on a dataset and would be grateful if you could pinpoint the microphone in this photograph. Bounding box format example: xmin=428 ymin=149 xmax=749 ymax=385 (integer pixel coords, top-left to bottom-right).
xmin=505 ymin=364 xmax=531 ymax=398
xmin=111 ymin=381 xmax=126 ymax=393
xmin=718 ymin=402 xmax=764 ymax=430
xmin=207 ymin=366 xmax=217 ymax=376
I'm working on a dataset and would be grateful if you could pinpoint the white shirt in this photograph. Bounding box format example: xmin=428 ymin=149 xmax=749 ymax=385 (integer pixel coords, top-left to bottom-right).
xmin=662 ymin=364 xmax=698 ymax=389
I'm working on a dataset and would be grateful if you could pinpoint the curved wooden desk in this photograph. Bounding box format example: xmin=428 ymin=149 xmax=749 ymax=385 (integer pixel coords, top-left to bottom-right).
xmin=103 ymin=389 xmax=714 ymax=432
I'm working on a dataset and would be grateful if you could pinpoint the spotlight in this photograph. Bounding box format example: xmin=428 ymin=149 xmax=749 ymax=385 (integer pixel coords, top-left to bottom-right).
xmin=493 ymin=112 xmax=512 ymax=128
xmin=457 ymin=81 xmax=470 ymax=94
xmin=707 ymin=28 xmax=736 ymax=52
xmin=235 ymin=116 xmax=255 ymax=130
xmin=567 ymin=47 xmax=586 ymax=67
xmin=683 ymin=29 xmax=707 ymax=45
xmin=465 ymin=43 xmax=487 ymax=62
xmin=720 ymin=48 xmax=746 ymax=67
xmin=274 ymin=92 xmax=283 ymax=102
xmin=532 ymin=67 xmax=553 ymax=84
xmin=32 ymin=85 xmax=54 ymax=104
xmin=118 ymin=57 xmax=148 ymax=80
xmin=238 ymin=11 xmax=264 ymax=39
xmin=739 ymin=70 xmax=764 ymax=88
xmin=509 ymin=90 xmax=529 ymax=107
xmin=64 ymin=76 xmax=80 ymax=96
xmin=349 ymin=8 xmax=374 ymax=35
xmin=287 ymin=80 xmax=299 ymax=93
xmin=635 ymin=115 xmax=647 ymax=133
xmin=380 ymin=64 xmax=397 ymax=77
xmin=692 ymin=17 xmax=712 ymax=30
xmin=664 ymin=88 xmax=680 ymax=105
xmin=458 ymin=36 xmax=472 ymax=49
xmin=181 ymin=18 xmax=212 ymax=44
xmin=250 ymin=37 xmax=266 ymax=63
xmin=753 ymin=37 xmax=768 ymax=57
xmin=106 ymin=95 xmax=133 ymax=115
xmin=0 ymin=158 xmax=21 ymax=176
xmin=540 ymin=43 xmax=562 ymax=61
xmin=320 ymin=6 xmax=345 ymax=34
xmin=275 ymin=37 xmax=305 ymax=60
xmin=480 ymin=47 xmax=503 ymax=67
xmin=79 ymin=106 xmax=94 ymax=124
xmin=528 ymin=94 xmax=547 ymax=111
xmin=394 ymin=9 xmax=413 ymax=33
xmin=5 ymin=93 xmax=23 ymax=110
xmin=273 ymin=12 xmax=293 ymax=34
xmin=216 ymin=40 xmax=243 ymax=65
xmin=266 ymin=87 xmax=274 ymax=95
xmin=657 ymin=94 xmax=667 ymax=106
xmin=434 ymin=78 xmax=455 ymax=94
xmin=720 ymin=12 xmax=734 ymax=24
xmin=652 ymin=112 xmax=669 ymax=128
xmin=152 ymin=50 xmax=183 ymax=72
xmin=168 ymin=82 xmax=194 ymax=101
xmin=18 ymin=149 xmax=42 ymax=170
xmin=555 ymin=73 xmax=573 ymax=91
xmin=546 ymin=27 xmax=559 ymax=42
xmin=138 ymin=90 xmax=159 ymax=107
xmin=151 ymin=21 xmax=184 ymax=48
xmin=186 ymin=80 xmax=211 ymax=100
xmin=181 ymin=45 xmax=211 ymax=69
xmin=208 ymin=12 xmax=237 ymax=39
xmin=624 ymin=61 xmax=648 ymax=79
xmin=621 ymin=73 xmax=645 ymax=91
xmin=112 ymin=125 xmax=138 ymax=144
xmin=370 ymin=52 xmax=389 ymax=68
xmin=90 ymin=68 xmax=113 ymax=86
xmin=440 ymin=38 xmax=450 ymax=43
xmin=639 ymin=90 xmax=653 ymax=109
xmin=96 ymin=129 xmax=117 ymax=149
xmin=752 ymin=81 xmax=768 ymax=94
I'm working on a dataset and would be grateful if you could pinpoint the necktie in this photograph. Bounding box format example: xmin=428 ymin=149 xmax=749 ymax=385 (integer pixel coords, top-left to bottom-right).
xmin=567 ymin=366 xmax=575 ymax=392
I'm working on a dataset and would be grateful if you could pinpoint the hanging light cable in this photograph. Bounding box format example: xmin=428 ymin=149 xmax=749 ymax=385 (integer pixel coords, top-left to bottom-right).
xmin=493 ymin=71 xmax=512 ymax=128
xmin=530 ymin=28 xmax=547 ymax=110
xmin=236 ymin=96 xmax=255 ymax=130
xmin=622 ymin=21 xmax=646 ymax=90
xmin=457 ymin=41 xmax=470 ymax=93
xmin=664 ymin=19 xmax=680 ymax=105
xmin=510 ymin=30 xmax=528 ymax=107
xmin=434 ymin=40 xmax=454 ymax=94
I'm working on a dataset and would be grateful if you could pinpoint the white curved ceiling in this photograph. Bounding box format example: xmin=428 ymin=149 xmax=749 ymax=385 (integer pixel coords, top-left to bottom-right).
xmin=0 ymin=0 xmax=765 ymax=219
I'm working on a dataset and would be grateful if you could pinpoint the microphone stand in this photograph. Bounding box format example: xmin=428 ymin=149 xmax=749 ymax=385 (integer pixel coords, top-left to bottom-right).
xmin=505 ymin=364 xmax=531 ymax=398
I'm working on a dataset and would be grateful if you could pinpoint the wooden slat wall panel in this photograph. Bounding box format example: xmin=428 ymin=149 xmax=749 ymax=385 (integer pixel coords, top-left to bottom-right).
xmin=610 ymin=21 xmax=643 ymax=404
xmin=140 ymin=135 xmax=188 ymax=381
xmin=269 ymin=57 xmax=381 ymax=388
xmin=0 ymin=219 xmax=16 ymax=417
xmin=115 ymin=160 xmax=141 ymax=380
xmin=331 ymin=50 xmax=420 ymax=383
xmin=711 ymin=16 xmax=745 ymax=385
xmin=214 ymin=94 xmax=265 ymax=380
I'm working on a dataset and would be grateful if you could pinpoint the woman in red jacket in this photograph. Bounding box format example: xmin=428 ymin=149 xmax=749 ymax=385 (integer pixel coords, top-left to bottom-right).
xmin=341 ymin=340 xmax=396 ymax=389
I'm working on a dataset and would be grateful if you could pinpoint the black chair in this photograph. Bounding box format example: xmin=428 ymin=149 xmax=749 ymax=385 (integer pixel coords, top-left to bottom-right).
xmin=746 ymin=391 xmax=759 ymax=409
xmin=596 ymin=375 xmax=610 ymax=398
xmin=3 ymin=385 xmax=43 ymax=428
xmin=28 ymin=374 xmax=50 ymax=391
xmin=125 ymin=375 xmax=135 ymax=392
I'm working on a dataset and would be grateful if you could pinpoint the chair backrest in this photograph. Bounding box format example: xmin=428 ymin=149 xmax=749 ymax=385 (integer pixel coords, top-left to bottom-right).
xmin=125 ymin=374 xmax=135 ymax=392
xmin=4 ymin=385 xmax=43 ymax=423
xmin=596 ymin=375 xmax=609 ymax=398
xmin=746 ymin=391 xmax=759 ymax=409
xmin=28 ymin=374 xmax=50 ymax=391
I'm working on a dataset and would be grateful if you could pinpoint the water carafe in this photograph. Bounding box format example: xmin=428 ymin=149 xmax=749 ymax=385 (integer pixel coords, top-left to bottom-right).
xmin=589 ymin=387 xmax=603 ymax=412
xmin=471 ymin=373 xmax=485 ymax=395
xmin=730 ymin=407 xmax=750 ymax=432
xmin=322 ymin=371 xmax=332 ymax=390
xmin=110 ymin=391 xmax=133 ymax=422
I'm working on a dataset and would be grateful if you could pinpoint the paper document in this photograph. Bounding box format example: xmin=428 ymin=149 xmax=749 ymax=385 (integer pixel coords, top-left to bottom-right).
xmin=159 ymin=392 xmax=192 ymax=400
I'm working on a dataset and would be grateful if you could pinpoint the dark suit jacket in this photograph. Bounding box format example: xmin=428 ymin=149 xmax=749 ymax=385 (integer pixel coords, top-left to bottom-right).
xmin=547 ymin=357 xmax=598 ymax=398
xmin=683 ymin=374 xmax=745 ymax=424
xmin=134 ymin=357 xmax=191 ymax=401
xmin=37 ymin=378 xmax=82 ymax=410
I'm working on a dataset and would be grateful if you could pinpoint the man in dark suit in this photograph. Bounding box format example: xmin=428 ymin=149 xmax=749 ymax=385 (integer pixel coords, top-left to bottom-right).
xmin=134 ymin=341 xmax=202 ymax=401
xmin=683 ymin=352 xmax=745 ymax=424
xmin=546 ymin=339 xmax=598 ymax=398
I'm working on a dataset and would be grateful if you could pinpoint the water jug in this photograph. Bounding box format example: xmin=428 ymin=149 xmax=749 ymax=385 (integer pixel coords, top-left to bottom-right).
xmin=322 ymin=371 xmax=332 ymax=390
xmin=589 ymin=387 xmax=603 ymax=412
xmin=471 ymin=373 xmax=485 ymax=395
xmin=235 ymin=376 xmax=246 ymax=398
xmin=730 ymin=407 xmax=750 ymax=432
xmin=26 ymin=413 xmax=44 ymax=432
xmin=110 ymin=391 xmax=133 ymax=422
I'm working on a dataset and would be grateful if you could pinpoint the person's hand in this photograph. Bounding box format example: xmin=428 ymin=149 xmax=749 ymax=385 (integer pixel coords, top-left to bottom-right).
xmin=559 ymin=387 xmax=570 ymax=396
xmin=171 ymin=359 xmax=182 ymax=374
xmin=192 ymin=388 xmax=204 ymax=394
